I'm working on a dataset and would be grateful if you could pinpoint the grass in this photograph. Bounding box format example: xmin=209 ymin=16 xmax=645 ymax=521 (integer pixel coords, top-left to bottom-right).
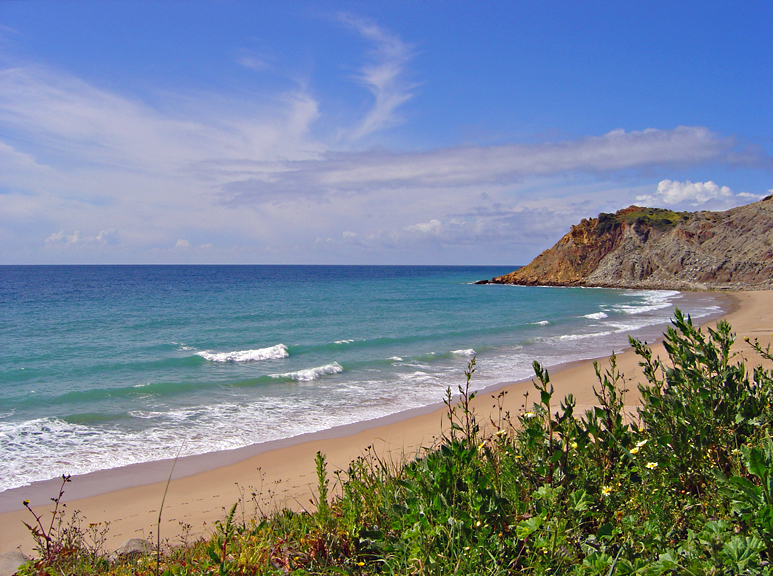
xmin=16 ymin=311 xmax=773 ymax=575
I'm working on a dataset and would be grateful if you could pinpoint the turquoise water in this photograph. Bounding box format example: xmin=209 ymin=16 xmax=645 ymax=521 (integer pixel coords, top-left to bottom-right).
xmin=0 ymin=265 xmax=724 ymax=491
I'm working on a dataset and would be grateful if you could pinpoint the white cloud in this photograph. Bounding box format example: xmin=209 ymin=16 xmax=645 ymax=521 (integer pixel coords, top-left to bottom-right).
xmin=404 ymin=219 xmax=447 ymax=235
xmin=0 ymin=17 xmax=768 ymax=265
xmin=222 ymin=126 xmax=735 ymax=206
xmin=636 ymin=179 xmax=762 ymax=207
xmin=339 ymin=14 xmax=416 ymax=141
xmin=96 ymin=228 xmax=120 ymax=245
xmin=45 ymin=230 xmax=79 ymax=245
xmin=44 ymin=229 xmax=121 ymax=248
xmin=236 ymin=51 xmax=271 ymax=72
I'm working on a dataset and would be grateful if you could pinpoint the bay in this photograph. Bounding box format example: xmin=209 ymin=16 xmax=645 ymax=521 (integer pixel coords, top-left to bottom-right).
xmin=0 ymin=265 xmax=725 ymax=491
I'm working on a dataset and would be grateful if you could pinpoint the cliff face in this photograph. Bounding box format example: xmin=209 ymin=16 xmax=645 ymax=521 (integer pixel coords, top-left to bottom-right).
xmin=491 ymin=197 xmax=773 ymax=290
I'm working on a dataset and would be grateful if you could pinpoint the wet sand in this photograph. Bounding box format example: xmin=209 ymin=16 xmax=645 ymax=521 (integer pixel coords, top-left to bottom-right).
xmin=3 ymin=290 xmax=771 ymax=557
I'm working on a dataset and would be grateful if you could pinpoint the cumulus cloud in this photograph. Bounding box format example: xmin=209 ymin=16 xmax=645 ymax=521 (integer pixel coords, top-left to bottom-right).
xmin=174 ymin=239 xmax=191 ymax=249
xmin=96 ymin=229 xmax=120 ymax=245
xmin=636 ymin=179 xmax=763 ymax=208
xmin=405 ymin=219 xmax=444 ymax=234
xmin=45 ymin=230 xmax=80 ymax=246
xmin=331 ymin=195 xmax=593 ymax=261
xmin=45 ymin=229 xmax=120 ymax=247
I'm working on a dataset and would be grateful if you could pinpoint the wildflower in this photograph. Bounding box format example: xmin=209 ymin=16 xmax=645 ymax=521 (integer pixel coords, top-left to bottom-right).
xmin=23 ymin=500 xmax=30 ymax=507
xmin=570 ymin=441 xmax=578 ymax=450
xmin=357 ymin=562 xmax=365 ymax=567
xmin=602 ymin=486 xmax=612 ymax=496
xmin=630 ymin=446 xmax=640 ymax=455
xmin=636 ymin=439 xmax=648 ymax=448
xmin=524 ymin=411 xmax=535 ymax=419
xmin=646 ymin=461 xmax=658 ymax=469
xmin=476 ymin=520 xmax=482 ymax=527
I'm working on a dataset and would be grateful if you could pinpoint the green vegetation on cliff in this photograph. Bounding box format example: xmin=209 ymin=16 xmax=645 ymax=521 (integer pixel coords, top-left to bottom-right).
xmin=596 ymin=206 xmax=689 ymax=236
xmin=18 ymin=313 xmax=773 ymax=575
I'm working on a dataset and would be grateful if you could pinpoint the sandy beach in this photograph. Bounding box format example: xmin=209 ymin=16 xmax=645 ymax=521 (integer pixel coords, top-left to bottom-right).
xmin=2 ymin=290 xmax=771 ymax=558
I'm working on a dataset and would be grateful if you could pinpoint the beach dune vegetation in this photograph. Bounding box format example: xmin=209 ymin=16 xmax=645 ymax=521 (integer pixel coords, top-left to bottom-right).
xmin=17 ymin=311 xmax=773 ymax=575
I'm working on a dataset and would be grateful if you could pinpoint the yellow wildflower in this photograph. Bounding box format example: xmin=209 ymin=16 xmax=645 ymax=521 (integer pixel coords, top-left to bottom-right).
xmin=636 ymin=439 xmax=648 ymax=448
xmin=630 ymin=446 xmax=640 ymax=455
xmin=602 ymin=486 xmax=612 ymax=496
xmin=570 ymin=441 xmax=578 ymax=450
xmin=646 ymin=461 xmax=658 ymax=469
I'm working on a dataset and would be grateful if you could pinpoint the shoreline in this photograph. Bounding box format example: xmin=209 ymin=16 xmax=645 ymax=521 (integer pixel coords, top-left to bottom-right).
xmin=2 ymin=290 xmax=763 ymax=556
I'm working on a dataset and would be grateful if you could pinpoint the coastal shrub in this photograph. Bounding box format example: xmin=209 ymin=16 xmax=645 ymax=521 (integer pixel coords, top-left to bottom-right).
xmin=632 ymin=310 xmax=773 ymax=492
xmin=17 ymin=311 xmax=773 ymax=575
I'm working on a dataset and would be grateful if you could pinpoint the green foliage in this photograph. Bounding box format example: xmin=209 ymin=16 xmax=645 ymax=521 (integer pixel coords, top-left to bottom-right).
xmin=596 ymin=206 xmax=688 ymax=236
xmin=19 ymin=311 xmax=773 ymax=575
xmin=631 ymin=310 xmax=773 ymax=492
xmin=618 ymin=207 xmax=687 ymax=230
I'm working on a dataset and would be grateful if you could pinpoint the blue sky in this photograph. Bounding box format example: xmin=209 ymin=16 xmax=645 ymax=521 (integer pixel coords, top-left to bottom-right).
xmin=0 ymin=1 xmax=770 ymax=264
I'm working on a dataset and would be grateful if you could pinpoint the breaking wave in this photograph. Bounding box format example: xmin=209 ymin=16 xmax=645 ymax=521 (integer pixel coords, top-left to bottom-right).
xmin=196 ymin=344 xmax=289 ymax=363
xmin=272 ymin=362 xmax=344 ymax=382
xmin=584 ymin=312 xmax=609 ymax=320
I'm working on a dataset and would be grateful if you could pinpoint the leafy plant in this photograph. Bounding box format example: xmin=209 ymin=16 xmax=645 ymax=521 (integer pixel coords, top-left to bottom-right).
xmin=631 ymin=310 xmax=773 ymax=491
xmin=719 ymin=436 xmax=773 ymax=562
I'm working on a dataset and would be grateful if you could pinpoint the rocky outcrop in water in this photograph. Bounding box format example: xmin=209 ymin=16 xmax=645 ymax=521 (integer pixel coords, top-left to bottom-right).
xmin=486 ymin=197 xmax=773 ymax=291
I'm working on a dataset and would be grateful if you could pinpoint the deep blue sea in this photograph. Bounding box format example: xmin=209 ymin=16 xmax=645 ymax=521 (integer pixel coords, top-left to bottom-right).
xmin=0 ymin=265 xmax=725 ymax=492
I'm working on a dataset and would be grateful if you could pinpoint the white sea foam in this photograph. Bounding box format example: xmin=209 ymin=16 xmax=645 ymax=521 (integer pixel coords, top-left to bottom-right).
xmin=173 ymin=342 xmax=196 ymax=351
xmin=584 ymin=312 xmax=608 ymax=320
xmin=389 ymin=356 xmax=403 ymax=361
xmin=196 ymin=344 xmax=289 ymax=363
xmin=272 ymin=362 xmax=343 ymax=382
xmin=334 ymin=339 xmax=354 ymax=344
xmin=451 ymin=348 xmax=476 ymax=357
xmin=531 ymin=320 xmax=550 ymax=325
xmin=611 ymin=290 xmax=679 ymax=315
xmin=558 ymin=331 xmax=615 ymax=341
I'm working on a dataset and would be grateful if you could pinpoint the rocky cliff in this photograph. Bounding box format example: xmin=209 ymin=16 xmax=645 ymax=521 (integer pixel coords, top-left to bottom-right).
xmin=487 ymin=197 xmax=773 ymax=290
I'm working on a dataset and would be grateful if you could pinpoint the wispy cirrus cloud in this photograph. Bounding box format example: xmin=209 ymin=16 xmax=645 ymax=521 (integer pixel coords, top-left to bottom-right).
xmin=0 ymin=14 xmax=769 ymax=264
xmin=339 ymin=13 xmax=417 ymax=141
xmin=219 ymin=126 xmax=739 ymax=205
xmin=236 ymin=50 xmax=272 ymax=72
xmin=0 ymin=65 xmax=323 ymax=174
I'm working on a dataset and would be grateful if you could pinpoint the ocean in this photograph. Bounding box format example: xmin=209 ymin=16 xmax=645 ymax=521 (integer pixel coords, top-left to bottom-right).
xmin=0 ymin=265 xmax=726 ymax=492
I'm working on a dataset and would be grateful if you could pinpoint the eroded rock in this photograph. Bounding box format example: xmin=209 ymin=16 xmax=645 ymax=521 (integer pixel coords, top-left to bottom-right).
xmin=488 ymin=197 xmax=773 ymax=291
